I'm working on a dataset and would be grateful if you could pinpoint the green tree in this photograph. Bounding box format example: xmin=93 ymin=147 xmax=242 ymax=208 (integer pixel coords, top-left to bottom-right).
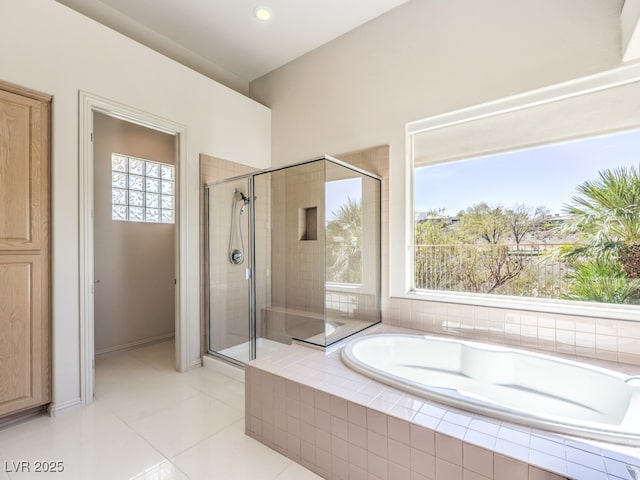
xmin=415 ymin=209 xmax=455 ymax=245
xmin=456 ymin=244 xmax=525 ymax=294
xmin=559 ymin=165 xmax=640 ymax=277
xmin=415 ymin=203 xmax=548 ymax=293
xmin=505 ymin=204 xmax=549 ymax=245
xmin=414 ymin=209 xmax=459 ymax=289
xmin=563 ymin=257 xmax=640 ymax=304
xmin=456 ymin=202 xmax=509 ymax=244
xmin=326 ymin=197 xmax=362 ymax=284
xmin=454 ymin=202 xmax=542 ymax=245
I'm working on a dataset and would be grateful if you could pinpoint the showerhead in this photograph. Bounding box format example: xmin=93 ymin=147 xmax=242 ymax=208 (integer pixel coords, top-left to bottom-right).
xmin=233 ymin=188 xmax=250 ymax=204
xmin=233 ymin=188 xmax=256 ymax=213
xmin=233 ymin=188 xmax=251 ymax=215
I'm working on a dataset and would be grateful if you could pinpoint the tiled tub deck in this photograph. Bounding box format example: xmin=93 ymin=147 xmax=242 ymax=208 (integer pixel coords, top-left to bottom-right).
xmin=245 ymin=325 xmax=640 ymax=480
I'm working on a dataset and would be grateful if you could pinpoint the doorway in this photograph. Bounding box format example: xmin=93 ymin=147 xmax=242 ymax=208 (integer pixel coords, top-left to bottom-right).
xmin=79 ymin=92 xmax=188 ymax=406
xmin=93 ymin=112 xmax=176 ymax=364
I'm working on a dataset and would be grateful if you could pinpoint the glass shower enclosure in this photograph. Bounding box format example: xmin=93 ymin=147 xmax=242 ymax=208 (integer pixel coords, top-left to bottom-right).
xmin=205 ymin=156 xmax=381 ymax=366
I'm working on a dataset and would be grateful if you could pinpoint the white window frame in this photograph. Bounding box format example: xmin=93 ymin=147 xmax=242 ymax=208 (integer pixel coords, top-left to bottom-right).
xmin=401 ymin=63 xmax=640 ymax=322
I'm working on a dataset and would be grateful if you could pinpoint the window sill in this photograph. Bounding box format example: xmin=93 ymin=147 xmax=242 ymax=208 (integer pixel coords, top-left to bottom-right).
xmin=396 ymin=289 xmax=640 ymax=322
xmin=325 ymin=283 xmax=363 ymax=293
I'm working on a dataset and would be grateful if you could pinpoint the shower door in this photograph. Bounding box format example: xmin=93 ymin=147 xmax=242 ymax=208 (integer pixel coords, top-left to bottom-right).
xmin=206 ymin=177 xmax=252 ymax=364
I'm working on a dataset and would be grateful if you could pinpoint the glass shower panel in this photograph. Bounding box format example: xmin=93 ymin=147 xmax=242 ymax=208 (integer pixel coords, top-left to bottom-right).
xmin=323 ymin=161 xmax=381 ymax=346
xmin=206 ymin=155 xmax=381 ymax=364
xmin=253 ymin=171 xmax=286 ymax=358
xmin=256 ymin=161 xmax=328 ymax=347
xmin=207 ymin=177 xmax=251 ymax=364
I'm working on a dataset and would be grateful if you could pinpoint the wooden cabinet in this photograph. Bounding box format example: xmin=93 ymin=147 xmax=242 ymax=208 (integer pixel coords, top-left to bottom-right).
xmin=0 ymin=82 xmax=51 ymax=418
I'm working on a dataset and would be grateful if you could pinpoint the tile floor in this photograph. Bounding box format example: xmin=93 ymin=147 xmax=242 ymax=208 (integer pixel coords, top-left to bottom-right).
xmin=0 ymin=340 xmax=321 ymax=480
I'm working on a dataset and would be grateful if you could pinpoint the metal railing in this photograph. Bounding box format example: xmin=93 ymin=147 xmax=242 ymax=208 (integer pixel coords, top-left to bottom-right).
xmin=414 ymin=243 xmax=572 ymax=298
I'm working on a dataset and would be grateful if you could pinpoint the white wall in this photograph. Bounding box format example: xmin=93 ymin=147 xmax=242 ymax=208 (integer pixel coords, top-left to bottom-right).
xmin=0 ymin=0 xmax=270 ymax=411
xmin=622 ymin=0 xmax=640 ymax=61
xmin=249 ymin=0 xmax=624 ymax=300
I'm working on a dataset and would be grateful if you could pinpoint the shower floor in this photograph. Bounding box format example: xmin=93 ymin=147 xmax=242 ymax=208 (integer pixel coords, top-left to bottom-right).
xmin=217 ymin=337 xmax=288 ymax=363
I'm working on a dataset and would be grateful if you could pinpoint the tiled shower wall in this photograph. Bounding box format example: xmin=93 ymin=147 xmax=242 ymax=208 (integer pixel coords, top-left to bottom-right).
xmin=270 ymin=152 xmax=384 ymax=322
xmin=271 ymin=160 xmax=326 ymax=314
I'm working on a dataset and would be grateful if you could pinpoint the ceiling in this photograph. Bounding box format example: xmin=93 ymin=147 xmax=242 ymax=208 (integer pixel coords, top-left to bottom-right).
xmin=56 ymin=0 xmax=409 ymax=92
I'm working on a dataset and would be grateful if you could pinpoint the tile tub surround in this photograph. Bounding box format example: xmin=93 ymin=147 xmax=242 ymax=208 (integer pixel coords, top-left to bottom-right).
xmin=245 ymin=325 xmax=640 ymax=480
xmin=387 ymin=297 xmax=640 ymax=367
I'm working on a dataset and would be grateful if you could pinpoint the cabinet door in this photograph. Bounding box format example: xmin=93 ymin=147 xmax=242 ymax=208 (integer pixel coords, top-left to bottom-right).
xmin=0 ymin=86 xmax=50 ymax=417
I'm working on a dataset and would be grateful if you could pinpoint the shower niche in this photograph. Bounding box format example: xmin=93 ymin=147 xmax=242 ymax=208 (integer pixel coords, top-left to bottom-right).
xmin=205 ymin=156 xmax=381 ymax=365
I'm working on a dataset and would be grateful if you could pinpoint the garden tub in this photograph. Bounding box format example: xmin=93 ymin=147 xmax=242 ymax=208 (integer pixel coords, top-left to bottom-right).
xmin=341 ymin=333 xmax=640 ymax=445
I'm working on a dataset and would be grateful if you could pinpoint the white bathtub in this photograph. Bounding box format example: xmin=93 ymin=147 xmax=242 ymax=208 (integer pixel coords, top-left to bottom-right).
xmin=341 ymin=333 xmax=640 ymax=445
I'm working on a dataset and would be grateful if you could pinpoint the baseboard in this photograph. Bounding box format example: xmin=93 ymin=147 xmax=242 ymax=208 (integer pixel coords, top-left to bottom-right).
xmin=202 ymin=355 xmax=245 ymax=383
xmin=48 ymin=397 xmax=82 ymax=417
xmin=0 ymin=404 xmax=48 ymax=430
xmin=95 ymin=333 xmax=175 ymax=356
xmin=189 ymin=358 xmax=203 ymax=369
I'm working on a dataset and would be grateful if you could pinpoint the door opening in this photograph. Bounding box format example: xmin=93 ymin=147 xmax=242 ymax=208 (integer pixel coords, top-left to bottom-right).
xmin=93 ymin=113 xmax=176 ymax=372
xmin=79 ymin=92 xmax=188 ymax=405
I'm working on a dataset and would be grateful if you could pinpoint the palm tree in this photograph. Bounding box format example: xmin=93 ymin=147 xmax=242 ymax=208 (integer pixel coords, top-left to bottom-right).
xmin=563 ymin=257 xmax=640 ymax=304
xmin=559 ymin=165 xmax=640 ymax=279
xmin=326 ymin=198 xmax=362 ymax=284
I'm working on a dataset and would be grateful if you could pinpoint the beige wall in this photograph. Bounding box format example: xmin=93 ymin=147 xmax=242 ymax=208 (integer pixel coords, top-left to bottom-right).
xmin=93 ymin=113 xmax=175 ymax=354
xmin=250 ymin=0 xmax=622 ymax=167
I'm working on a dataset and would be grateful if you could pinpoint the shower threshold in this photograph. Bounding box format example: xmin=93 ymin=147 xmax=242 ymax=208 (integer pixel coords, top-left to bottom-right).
xmin=217 ymin=337 xmax=288 ymax=364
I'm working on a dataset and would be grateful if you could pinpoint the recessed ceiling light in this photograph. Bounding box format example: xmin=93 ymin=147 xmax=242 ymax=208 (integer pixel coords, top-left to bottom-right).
xmin=253 ymin=6 xmax=272 ymax=22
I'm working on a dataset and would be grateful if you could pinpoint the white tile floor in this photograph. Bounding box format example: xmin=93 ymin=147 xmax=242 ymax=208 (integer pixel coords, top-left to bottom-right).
xmin=0 ymin=340 xmax=322 ymax=480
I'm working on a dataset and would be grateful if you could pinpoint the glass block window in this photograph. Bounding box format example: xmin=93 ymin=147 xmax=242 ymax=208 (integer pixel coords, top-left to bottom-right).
xmin=111 ymin=154 xmax=175 ymax=224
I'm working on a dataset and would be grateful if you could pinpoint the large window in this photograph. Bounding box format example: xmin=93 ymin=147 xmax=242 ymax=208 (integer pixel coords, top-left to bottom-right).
xmin=111 ymin=154 xmax=175 ymax=224
xmin=414 ymin=129 xmax=640 ymax=305
xmin=409 ymin=69 xmax=640 ymax=311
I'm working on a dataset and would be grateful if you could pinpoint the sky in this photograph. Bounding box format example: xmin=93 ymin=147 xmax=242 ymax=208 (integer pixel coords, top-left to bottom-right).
xmin=414 ymin=129 xmax=640 ymax=216
xmin=325 ymin=177 xmax=362 ymax=221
